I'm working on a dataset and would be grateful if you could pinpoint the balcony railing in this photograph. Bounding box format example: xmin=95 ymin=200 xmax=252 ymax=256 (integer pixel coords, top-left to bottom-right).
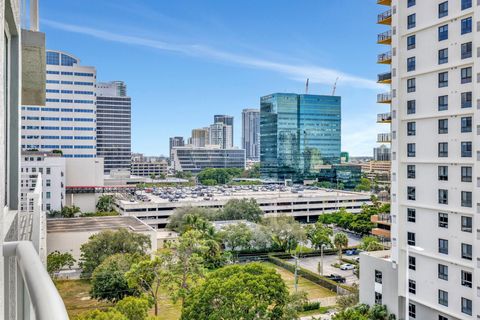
xmin=377 ymin=92 xmax=392 ymax=103
xmin=377 ymin=51 xmax=392 ymax=64
xmin=377 ymin=133 xmax=392 ymax=143
xmin=371 ymin=214 xmax=392 ymax=224
xmin=378 ymin=9 xmax=392 ymax=25
xmin=377 ymin=72 xmax=392 ymax=84
xmin=377 ymin=112 xmax=392 ymax=123
xmin=377 ymin=30 xmax=392 ymax=45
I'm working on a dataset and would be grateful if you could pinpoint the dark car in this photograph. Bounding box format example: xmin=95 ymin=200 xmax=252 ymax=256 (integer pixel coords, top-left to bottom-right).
xmin=326 ymin=274 xmax=346 ymax=283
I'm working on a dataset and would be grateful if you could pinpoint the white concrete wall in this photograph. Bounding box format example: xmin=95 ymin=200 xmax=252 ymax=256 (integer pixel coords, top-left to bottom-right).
xmin=65 ymin=157 xmax=104 ymax=186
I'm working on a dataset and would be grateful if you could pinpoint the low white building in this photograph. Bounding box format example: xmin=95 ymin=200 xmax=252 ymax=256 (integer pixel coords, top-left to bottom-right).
xmin=20 ymin=151 xmax=66 ymax=212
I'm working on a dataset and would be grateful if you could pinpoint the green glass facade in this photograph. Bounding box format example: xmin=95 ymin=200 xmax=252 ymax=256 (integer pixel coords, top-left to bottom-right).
xmin=260 ymin=93 xmax=341 ymax=182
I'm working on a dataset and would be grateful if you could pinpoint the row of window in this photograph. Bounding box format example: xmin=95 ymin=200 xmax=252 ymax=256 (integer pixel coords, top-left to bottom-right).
xmin=407 ymin=142 xmax=472 ymax=158
xmin=406 ymin=92 xmax=472 ymax=114
xmin=407 ymin=165 xmax=472 ymax=182
xmin=407 ymin=232 xmax=472 ymax=259
xmin=407 ymin=187 xmax=472 ymax=207
xmin=406 ymin=67 xmax=472 ymax=93
xmin=22 ymin=116 xmax=95 ymax=122
xmin=22 ymin=107 xmax=94 ymax=113
xmin=22 ymin=126 xmax=95 ymax=131
xmin=45 ymin=99 xmax=94 ymax=104
xmin=21 ymin=145 xmax=96 ymax=150
xmin=22 ymin=135 xmax=95 ymax=141
xmin=46 ymin=71 xmax=94 ymax=77
xmin=46 ymin=89 xmax=94 ymax=95
xmin=46 ymin=80 xmax=94 ymax=86
xmin=406 ymin=208 xmax=472 ymax=232
xmin=406 ymin=117 xmax=471 ymax=136
xmin=407 ymin=15 xmax=472 ymax=38
xmin=407 ymin=0 xmax=472 ymax=15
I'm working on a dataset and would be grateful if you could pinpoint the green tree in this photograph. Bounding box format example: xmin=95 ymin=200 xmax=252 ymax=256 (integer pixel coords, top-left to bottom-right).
xmin=181 ymin=263 xmax=289 ymax=320
xmin=48 ymin=205 xmax=81 ymax=218
xmin=360 ymin=236 xmax=384 ymax=252
xmin=262 ymin=216 xmax=306 ymax=252
xmin=218 ymin=198 xmax=263 ymax=222
xmin=167 ymin=207 xmax=218 ymax=232
xmin=333 ymin=303 xmax=396 ymax=320
xmin=125 ymin=254 xmax=172 ymax=316
xmin=79 ymin=228 xmax=151 ymax=277
xmin=336 ymin=283 xmax=359 ymax=311
xmin=355 ymin=177 xmax=372 ymax=192
xmin=242 ymin=163 xmax=260 ymax=178
xmin=76 ymin=309 xmax=128 ymax=320
xmin=219 ymin=222 xmax=253 ymax=252
xmin=46 ymin=251 xmax=76 ymax=278
xmin=90 ymin=253 xmax=143 ymax=303
xmin=115 ymin=296 xmax=152 ymax=320
xmin=96 ymin=195 xmax=115 ymax=212
xmin=197 ymin=168 xmax=243 ymax=185
xmin=333 ymin=232 xmax=349 ymax=260
xmin=305 ymin=223 xmax=333 ymax=250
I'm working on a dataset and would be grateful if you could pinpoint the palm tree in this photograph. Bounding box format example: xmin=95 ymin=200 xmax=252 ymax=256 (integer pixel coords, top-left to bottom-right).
xmin=334 ymin=232 xmax=349 ymax=261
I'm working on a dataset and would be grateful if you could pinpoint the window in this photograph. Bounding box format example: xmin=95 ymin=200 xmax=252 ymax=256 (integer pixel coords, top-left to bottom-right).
xmin=408 ymin=0 xmax=415 ymax=7
xmin=461 ymin=216 xmax=472 ymax=232
xmin=438 ymin=166 xmax=448 ymax=181
xmin=461 ymin=42 xmax=472 ymax=59
xmin=438 ymin=48 xmax=448 ymax=64
xmin=461 ymin=191 xmax=472 ymax=207
xmin=407 ymin=165 xmax=416 ymax=179
xmin=461 ymin=92 xmax=472 ymax=108
xmin=461 ymin=167 xmax=472 ymax=182
xmin=407 ymin=122 xmax=416 ymax=136
xmin=439 ymin=1 xmax=448 ymax=18
xmin=438 ymin=119 xmax=448 ymax=134
xmin=438 ymin=72 xmax=448 ymax=87
xmin=409 ymin=303 xmax=416 ymax=319
xmin=407 ymin=232 xmax=416 ymax=245
xmin=439 ymin=189 xmax=448 ymax=204
xmin=438 ymin=212 xmax=448 ymax=228
xmin=407 ymin=14 xmax=416 ymax=29
xmin=439 ymin=316 xmax=448 ymax=320
xmin=461 ymin=141 xmax=472 ymax=157
xmin=374 ymin=292 xmax=382 ymax=305
xmin=462 ymin=0 xmax=472 ymax=9
xmin=409 ymin=256 xmax=416 ymax=270
xmin=407 ymin=208 xmax=416 ymax=222
xmin=461 ymin=67 xmax=472 ymax=83
xmin=407 ymin=78 xmax=416 ymax=92
xmin=407 ymin=100 xmax=416 ymax=114
xmin=438 ymin=142 xmax=448 ymax=157
xmin=407 ymin=187 xmax=416 ymax=201
xmin=461 ymin=270 xmax=472 ymax=288
xmin=439 ymin=239 xmax=449 ymax=254
xmin=461 ymin=117 xmax=472 ymax=132
xmin=46 ymin=192 xmax=51 ymax=199
xmin=439 ymin=25 xmax=448 ymax=41
xmin=438 ymin=95 xmax=448 ymax=111
xmin=46 ymin=168 xmax=51 ymax=174
xmin=461 ymin=243 xmax=472 ymax=260
xmin=407 ymin=143 xmax=416 ymax=157
xmin=461 ymin=17 xmax=472 ymax=34
xmin=407 ymin=35 xmax=416 ymax=50
xmin=438 ymin=290 xmax=448 ymax=306
xmin=409 ymin=280 xmax=416 ymax=294
xmin=438 ymin=264 xmax=448 ymax=280
xmin=375 ymin=270 xmax=382 ymax=284
xmin=407 ymin=57 xmax=416 ymax=71
xmin=461 ymin=298 xmax=472 ymax=316
xmin=46 ymin=179 xmax=51 ymax=187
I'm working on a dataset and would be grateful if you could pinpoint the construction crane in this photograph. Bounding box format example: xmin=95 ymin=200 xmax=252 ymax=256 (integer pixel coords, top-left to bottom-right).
xmin=305 ymin=78 xmax=309 ymax=94
xmin=332 ymin=77 xmax=339 ymax=96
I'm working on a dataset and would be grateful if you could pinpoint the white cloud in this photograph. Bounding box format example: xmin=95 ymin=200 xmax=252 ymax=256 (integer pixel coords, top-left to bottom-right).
xmin=43 ymin=19 xmax=381 ymax=90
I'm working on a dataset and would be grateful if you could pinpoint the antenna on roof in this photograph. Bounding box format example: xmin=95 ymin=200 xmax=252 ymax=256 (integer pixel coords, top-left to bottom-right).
xmin=305 ymin=78 xmax=309 ymax=94
xmin=332 ymin=77 xmax=339 ymax=96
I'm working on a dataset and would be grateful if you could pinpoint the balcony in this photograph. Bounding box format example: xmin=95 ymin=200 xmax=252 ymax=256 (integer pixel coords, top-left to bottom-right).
xmin=371 ymin=214 xmax=391 ymax=225
xmin=377 ymin=0 xmax=391 ymax=5
xmin=377 ymin=72 xmax=391 ymax=84
xmin=372 ymin=228 xmax=391 ymax=239
xmin=377 ymin=9 xmax=392 ymax=25
xmin=377 ymin=92 xmax=392 ymax=104
xmin=377 ymin=133 xmax=392 ymax=143
xmin=377 ymin=30 xmax=392 ymax=45
xmin=377 ymin=51 xmax=392 ymax=64
xmin=377 ymin=112 xmax=392 ymax=123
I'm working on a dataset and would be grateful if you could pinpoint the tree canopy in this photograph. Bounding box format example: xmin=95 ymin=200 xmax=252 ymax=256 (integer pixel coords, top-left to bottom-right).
xmin=96 ymin=195 xmax=116 ymax=213
xmin=47 ymin=251 xmax=76 ymax=278
xmin=332 ymin=304 xmax=396 ymax=320
xmin=305 ymin=223 xmax=333 ymax=250
xmin=360 ymin=236 xmax=384 ymax=252
xmin=197 ymin=168 xmax=243 ymax=185
xmin=217 ymin=198 xmax=263 ymax=222
xmin=262 ymin=216 xmax=306 ymax=252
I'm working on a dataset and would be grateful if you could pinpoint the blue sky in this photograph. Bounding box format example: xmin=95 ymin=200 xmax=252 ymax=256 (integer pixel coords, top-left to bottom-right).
xmin=41 ymin=0 xmax=388 ymax=157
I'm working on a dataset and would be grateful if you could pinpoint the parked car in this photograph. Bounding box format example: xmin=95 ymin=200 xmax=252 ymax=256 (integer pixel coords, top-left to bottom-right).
xmin=326 ymin=274 xmax=346 ymax=283
xmin=345 ymin=249 xmax=359 ymax=256
xmin=340 ymin=263 xmax=355 ymax=270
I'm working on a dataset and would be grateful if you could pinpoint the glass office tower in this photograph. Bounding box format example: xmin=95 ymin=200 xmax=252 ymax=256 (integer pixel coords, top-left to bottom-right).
xmin=260 ymin=93 xmax=341 ymax=182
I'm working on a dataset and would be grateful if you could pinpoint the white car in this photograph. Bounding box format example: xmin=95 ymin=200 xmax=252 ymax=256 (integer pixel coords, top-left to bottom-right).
xmin=340 ymin=263 xmax=355 ymax=270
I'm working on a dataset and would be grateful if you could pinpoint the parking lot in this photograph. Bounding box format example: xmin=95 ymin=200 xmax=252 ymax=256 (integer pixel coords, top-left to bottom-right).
xmin=288 ymin=254 xmax=358 ymax=285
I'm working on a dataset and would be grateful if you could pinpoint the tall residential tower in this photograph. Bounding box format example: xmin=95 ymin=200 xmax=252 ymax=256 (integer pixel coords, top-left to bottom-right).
xmin=242 ymin=108 xmax=260 ymax=161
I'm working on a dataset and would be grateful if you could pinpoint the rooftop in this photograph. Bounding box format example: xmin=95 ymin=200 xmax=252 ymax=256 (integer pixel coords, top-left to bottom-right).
xmin=47 ymin=216 xmax=154 ymax=233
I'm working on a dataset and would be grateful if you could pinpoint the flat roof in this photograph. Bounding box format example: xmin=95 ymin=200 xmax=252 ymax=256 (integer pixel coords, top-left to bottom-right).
xmin=47 ymin=216 xmax=154 ymax=233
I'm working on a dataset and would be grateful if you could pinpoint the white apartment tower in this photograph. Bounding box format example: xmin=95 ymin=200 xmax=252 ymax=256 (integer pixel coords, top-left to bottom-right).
xmin=21 ymin=49 xmax=97 ymax=158
xmin=361 ymin=0 xmax=478 ymax=319
xmin=242 ymin=108 xmax=260 ymax=161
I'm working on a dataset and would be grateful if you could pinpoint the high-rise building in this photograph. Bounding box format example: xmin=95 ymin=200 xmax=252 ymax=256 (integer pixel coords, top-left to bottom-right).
xmin=169 ymin=136 xmax=185 ymax=160
xmin=213 ymin=114 xmax=234 ymax=148
xmin=21 ymin=49 xmax=97 ymax=158
xmin=361 ymin=1 xmax=478 ymax=319
xmin=260 ymin=93 xmax=341 ymax=182
xmin=96 ymin=81 xmax=132 ymax=173
xmin=191 ymin=127 xmax=210 ymax=147
xmin=373 ymin=144 xmax=391 ymax=161
xmin=209 ymin=122 xmax=233 ymax=149
xmin=242 ymin=108 xmax=260 ymax=161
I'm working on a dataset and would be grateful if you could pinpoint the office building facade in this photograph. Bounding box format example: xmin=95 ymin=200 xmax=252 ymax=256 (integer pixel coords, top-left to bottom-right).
xmin=131 ymin=161 xmax=168 ymax=178
xmin=242 ymin=108 xmax=260 ymax=161
xmin=172 ymin=146 xmax=245 ymax=173
xmin=190 ymin=128 xmax=209 ymax=147
xmin=213 ymin=114 xmax=234 ymax=148
xmin=21 ymin=49 xmax=97 ymax=158
xmin=374 ymin=144 xmax=391 ymax=161
xmin=260 ymin=93 xmax=341 ymax=182
xmin=361 ymin=1 xmax=479 ymax=319
xmin=169 ymin=136 xmax=185 ymax=160
xmin=96 ymin=81 xmax=132 ymax=173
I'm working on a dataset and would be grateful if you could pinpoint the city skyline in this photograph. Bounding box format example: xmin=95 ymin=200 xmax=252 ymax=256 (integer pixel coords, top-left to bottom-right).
xmin=41 ymin=0 xmax=385 ymax=157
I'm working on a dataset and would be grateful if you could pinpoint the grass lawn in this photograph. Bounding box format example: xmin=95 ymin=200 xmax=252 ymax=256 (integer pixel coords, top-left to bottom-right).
xmin=262 ymin=262 xmax=336 ymax=300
